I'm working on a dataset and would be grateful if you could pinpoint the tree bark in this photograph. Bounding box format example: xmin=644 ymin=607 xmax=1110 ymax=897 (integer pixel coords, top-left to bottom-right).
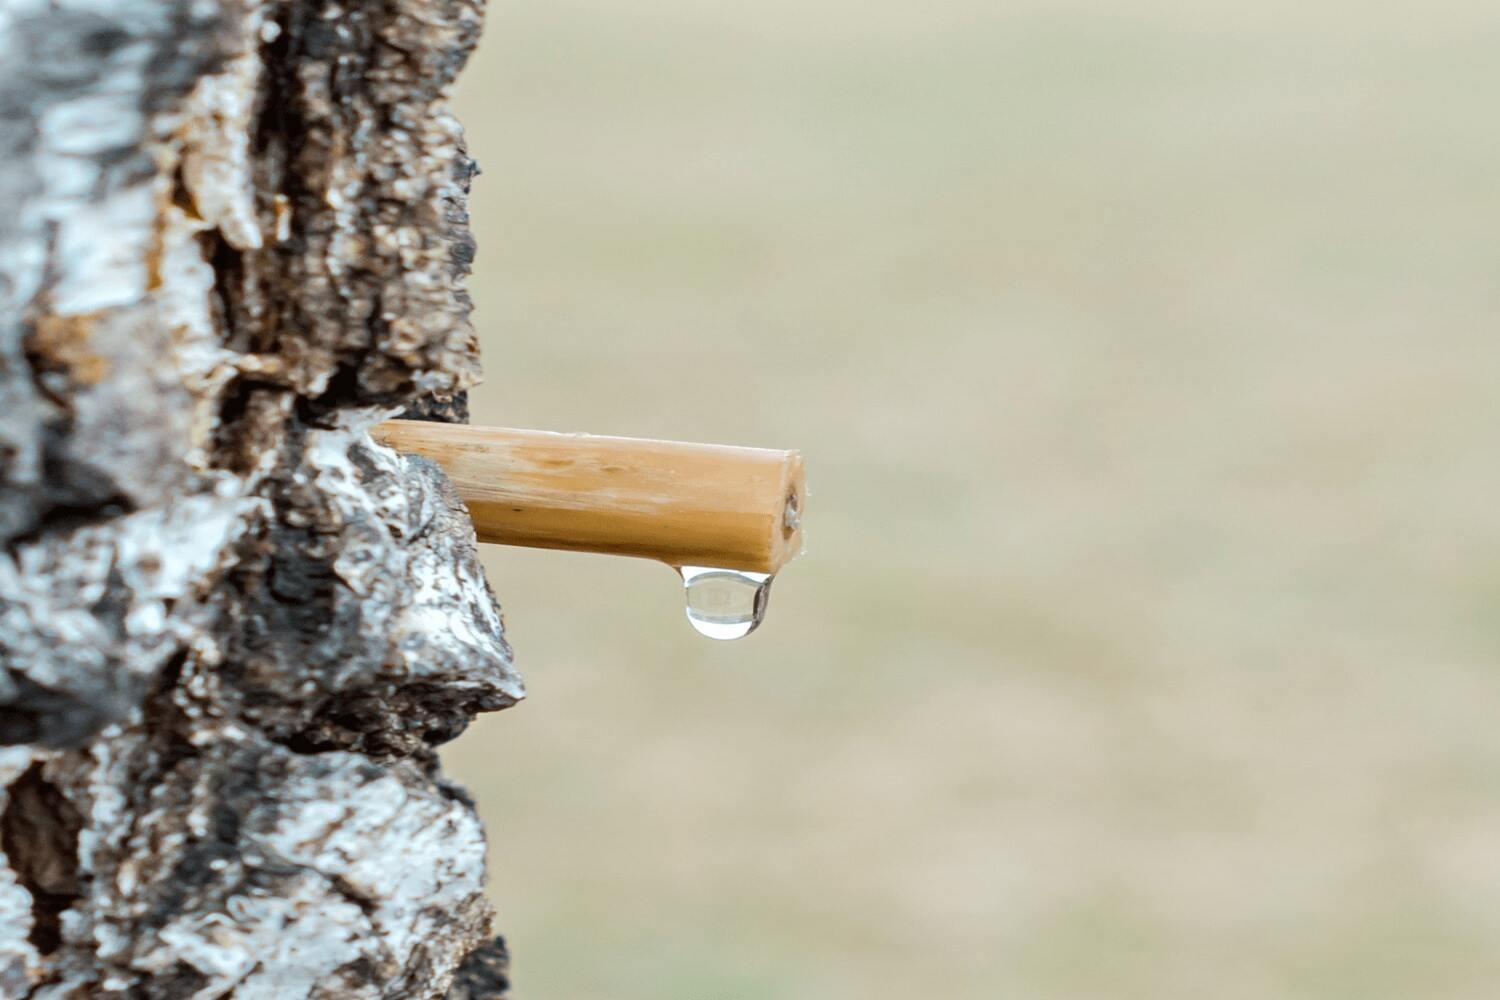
xmin=0 ymin=1 xmax=520 ymax=996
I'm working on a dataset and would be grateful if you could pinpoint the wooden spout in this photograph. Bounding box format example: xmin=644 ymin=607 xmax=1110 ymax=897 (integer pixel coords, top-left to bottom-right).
xmin=372 ymin=420 xmax=806 ymax=574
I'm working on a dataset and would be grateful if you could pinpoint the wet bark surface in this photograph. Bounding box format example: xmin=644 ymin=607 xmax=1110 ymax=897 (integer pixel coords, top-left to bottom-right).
xmin=0 ymin=1 xmax=519 ymax=995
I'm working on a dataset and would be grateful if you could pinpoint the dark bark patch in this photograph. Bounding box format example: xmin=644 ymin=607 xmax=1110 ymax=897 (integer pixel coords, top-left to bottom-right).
xmin=446 ymin=937 xmax=512 ymax=1000
xmin=1 ymin=763 xmax=83 ymax=953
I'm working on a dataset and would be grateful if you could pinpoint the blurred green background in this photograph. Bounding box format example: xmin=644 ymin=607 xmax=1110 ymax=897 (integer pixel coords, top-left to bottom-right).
xmin=443 ymin=1 xmax=1500 ymax=997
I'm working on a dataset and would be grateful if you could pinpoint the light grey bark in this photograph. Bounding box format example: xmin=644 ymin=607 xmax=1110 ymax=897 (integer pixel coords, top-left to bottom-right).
xmin=0 ymin=0 xmax=520 ymax=996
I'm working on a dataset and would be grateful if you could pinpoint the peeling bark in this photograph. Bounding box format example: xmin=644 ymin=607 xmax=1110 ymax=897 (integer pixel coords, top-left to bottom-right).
xmin=0 ymin=0 xmax=517 ymax=996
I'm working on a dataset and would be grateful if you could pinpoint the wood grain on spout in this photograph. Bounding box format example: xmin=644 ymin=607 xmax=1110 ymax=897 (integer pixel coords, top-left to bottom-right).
xmin=373 ymin=420 xmax=806 ymax=574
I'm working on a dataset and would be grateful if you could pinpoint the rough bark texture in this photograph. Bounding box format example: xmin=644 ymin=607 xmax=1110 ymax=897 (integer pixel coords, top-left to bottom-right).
xmin=0 ymin=0 xmax=521 ymax=996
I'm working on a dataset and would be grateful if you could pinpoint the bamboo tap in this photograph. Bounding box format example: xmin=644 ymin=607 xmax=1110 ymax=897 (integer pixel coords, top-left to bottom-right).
xmin=372 ymin=420 xmax=806 ymax=575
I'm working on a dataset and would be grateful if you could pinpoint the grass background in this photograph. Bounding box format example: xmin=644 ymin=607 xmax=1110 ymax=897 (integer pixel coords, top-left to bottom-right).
xmin=443 ymin=1 xmax=1500 ymax=996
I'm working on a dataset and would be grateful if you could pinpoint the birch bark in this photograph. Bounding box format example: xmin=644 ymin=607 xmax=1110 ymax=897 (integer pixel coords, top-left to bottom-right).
xmin=0 ymin=1 xmax=518 ymax=996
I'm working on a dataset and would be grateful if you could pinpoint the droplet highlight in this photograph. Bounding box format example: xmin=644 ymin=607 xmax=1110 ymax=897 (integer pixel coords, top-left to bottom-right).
xmin=679 ymin=566 xmax=774 ymax=641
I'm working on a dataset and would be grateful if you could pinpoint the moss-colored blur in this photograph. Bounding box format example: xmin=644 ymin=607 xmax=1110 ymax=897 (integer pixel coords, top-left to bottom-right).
xmin=443 ymin=2 xmax=1500 ymax=997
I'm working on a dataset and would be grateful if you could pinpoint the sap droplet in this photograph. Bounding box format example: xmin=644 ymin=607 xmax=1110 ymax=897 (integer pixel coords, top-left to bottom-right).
xmin=678 ymin=566 xmax=774 ymax=640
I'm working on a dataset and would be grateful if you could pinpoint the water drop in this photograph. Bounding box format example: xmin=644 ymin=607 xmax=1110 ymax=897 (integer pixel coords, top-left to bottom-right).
xmin=678 ymin=566 xmax=774 ymax=640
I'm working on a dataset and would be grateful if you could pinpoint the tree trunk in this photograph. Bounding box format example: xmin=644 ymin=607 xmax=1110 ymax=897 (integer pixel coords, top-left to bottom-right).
xmin=0 ymin=0 xmax=520 ymax=996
